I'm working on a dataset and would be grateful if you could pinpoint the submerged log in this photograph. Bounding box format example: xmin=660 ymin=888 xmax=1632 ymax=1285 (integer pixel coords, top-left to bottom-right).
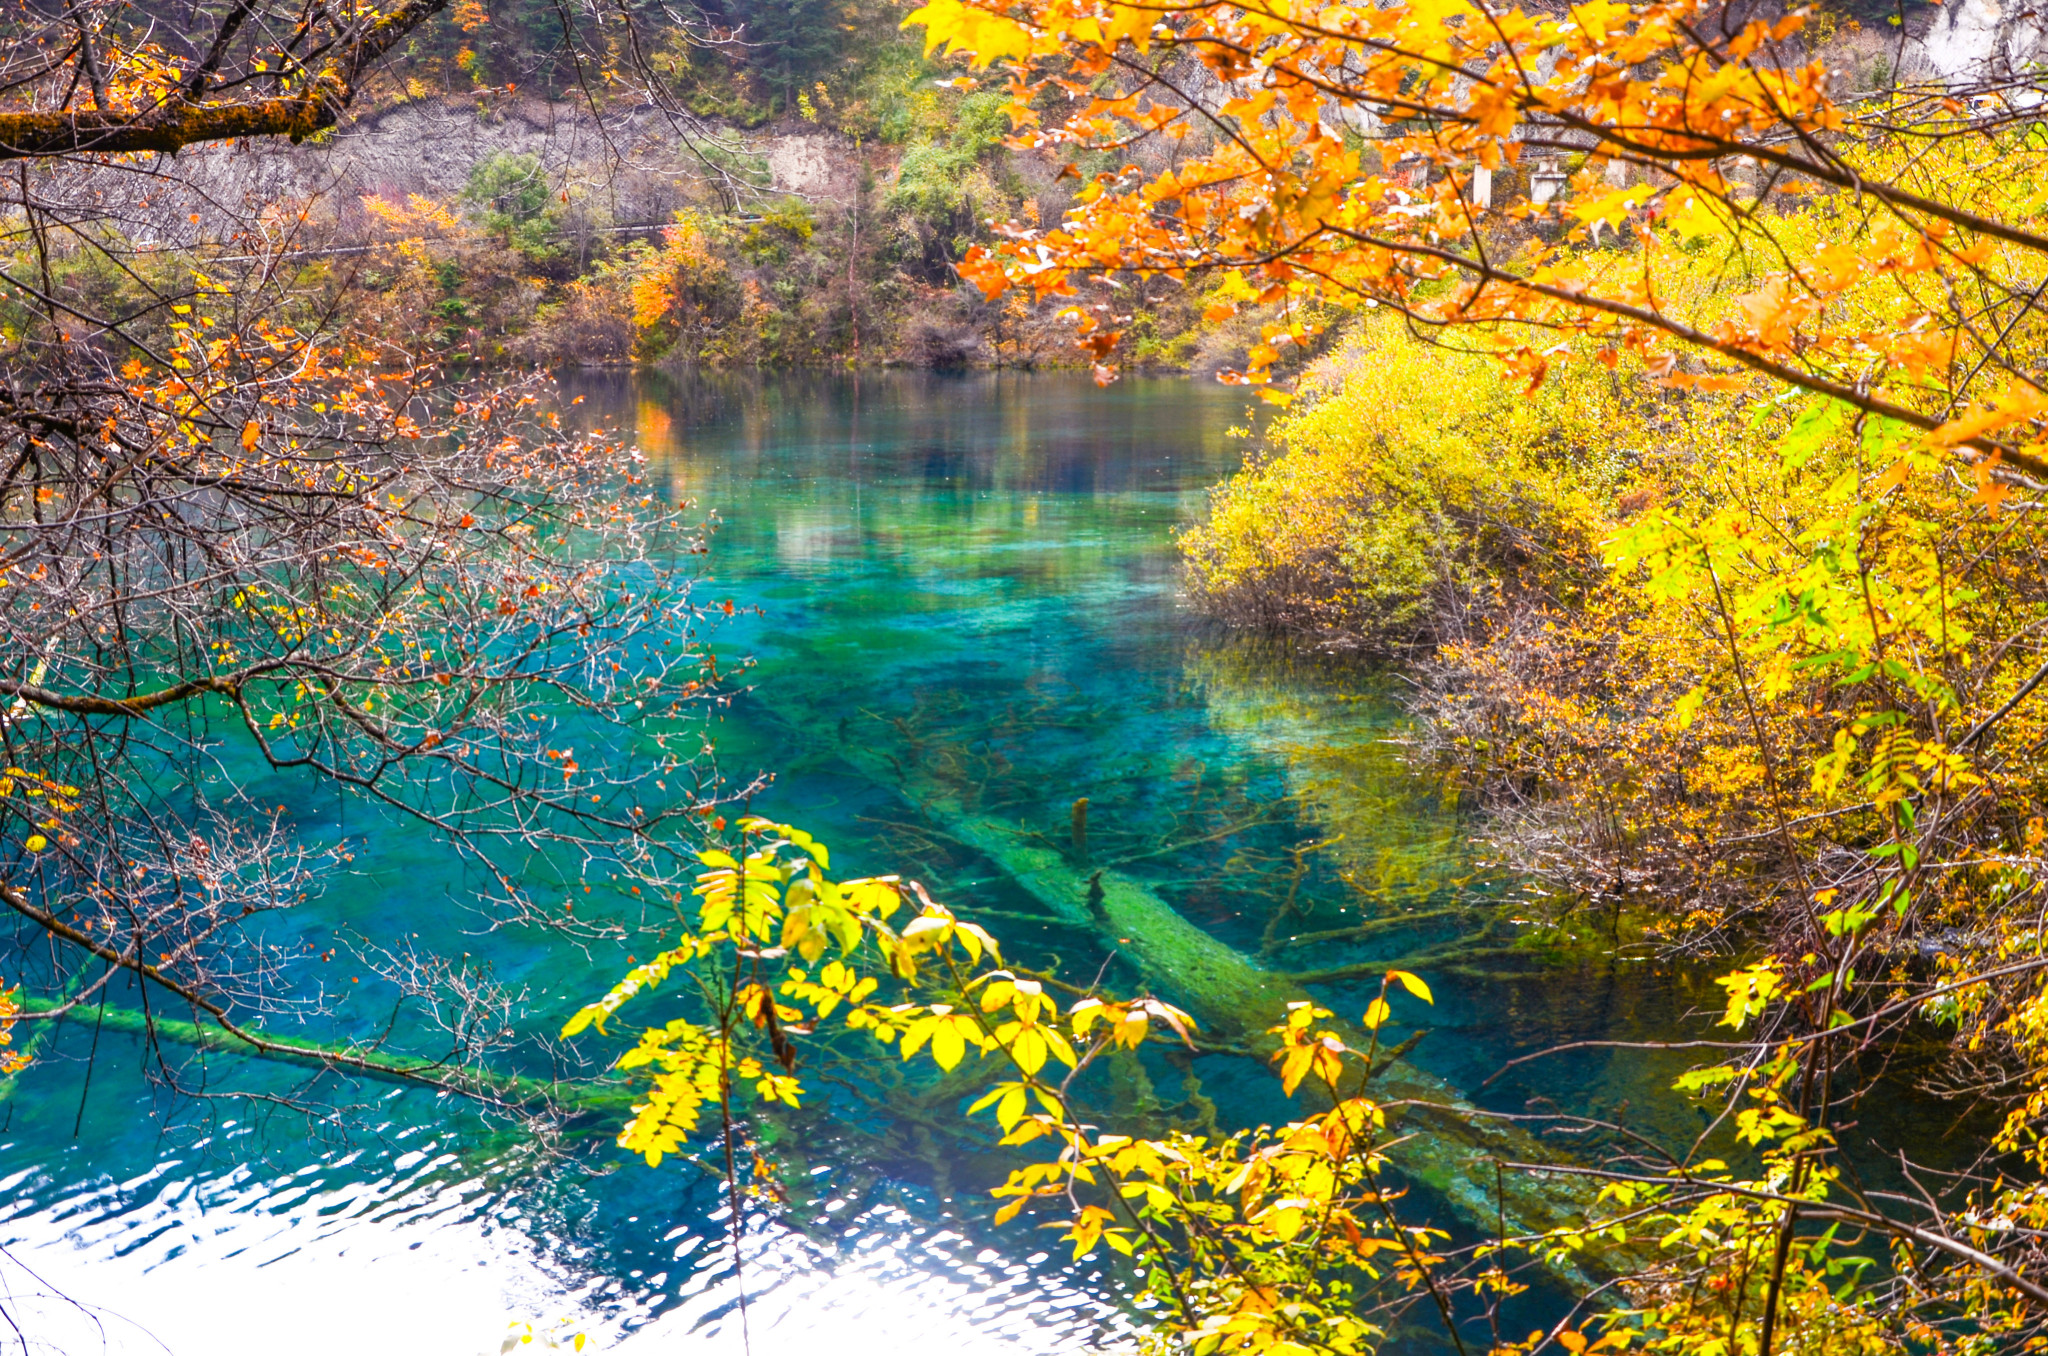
xmin=842 ymin=747 xmax=1612 ymax=1264
xmin=0 ymin=970 xmax=87 ymax=1104
xmin=11 ymin=995 xmax=635 ymax=1117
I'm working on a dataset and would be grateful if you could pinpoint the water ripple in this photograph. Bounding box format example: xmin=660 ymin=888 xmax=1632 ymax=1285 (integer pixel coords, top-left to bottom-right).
xmin=0 ymin=1140 xmax=1133 ymax=1356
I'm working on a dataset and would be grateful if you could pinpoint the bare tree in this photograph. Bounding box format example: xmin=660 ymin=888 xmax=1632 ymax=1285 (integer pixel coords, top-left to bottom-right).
xmin=0 ymin=0 xmax=754 ymax=1118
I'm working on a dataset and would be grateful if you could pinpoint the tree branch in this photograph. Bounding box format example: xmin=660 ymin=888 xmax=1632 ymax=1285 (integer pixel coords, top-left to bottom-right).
xmin=0 ymin=0 xmax=450 ymax=161
xmin=0 ymin=663 xmax=284 ymax=716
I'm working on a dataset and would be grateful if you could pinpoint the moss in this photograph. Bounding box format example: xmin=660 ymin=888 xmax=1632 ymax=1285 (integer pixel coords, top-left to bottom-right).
xmin=11 ymin=995 xmax=634 ymax=1115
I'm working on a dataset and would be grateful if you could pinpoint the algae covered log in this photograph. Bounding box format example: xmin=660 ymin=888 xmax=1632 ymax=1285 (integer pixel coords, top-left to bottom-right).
xmin=11 ymin=995 xmax=635 ymax=1117
xmin=837 ymin=742 xmax=1609 ymax=1255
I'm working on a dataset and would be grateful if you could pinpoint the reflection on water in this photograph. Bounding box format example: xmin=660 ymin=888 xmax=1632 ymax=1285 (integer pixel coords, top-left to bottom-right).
xmin=0 ymin=1137 xmax=604 ymax=1355
xmin=0 ymin=1134 xmax=1122 ymax=1355
xmin=0 ymin=370 xmax=1694 ymax=1354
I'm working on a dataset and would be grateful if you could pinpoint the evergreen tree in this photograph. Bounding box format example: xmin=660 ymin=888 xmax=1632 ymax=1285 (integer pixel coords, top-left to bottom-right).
xmin=734 ymin=0 xmax=841 ymax=108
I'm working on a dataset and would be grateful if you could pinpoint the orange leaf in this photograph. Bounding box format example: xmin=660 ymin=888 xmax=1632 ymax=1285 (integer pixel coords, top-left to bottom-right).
xmin=1973 ymin=464 xmax=2014 ymax=513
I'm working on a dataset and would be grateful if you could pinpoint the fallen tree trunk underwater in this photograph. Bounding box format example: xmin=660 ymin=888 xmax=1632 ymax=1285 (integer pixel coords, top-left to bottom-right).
xmin=10 ymin=994 xmax=636 ymax=1117
xmin=0 ymin=732 xmax=1611 ymax=1278
xmin=831 ymin=735 xmax=1618 ymax=1274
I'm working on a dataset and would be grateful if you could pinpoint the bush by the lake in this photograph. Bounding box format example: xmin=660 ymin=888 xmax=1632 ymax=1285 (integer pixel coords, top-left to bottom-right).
xmin=1179 ymin=317 xmax=1623 ymax=656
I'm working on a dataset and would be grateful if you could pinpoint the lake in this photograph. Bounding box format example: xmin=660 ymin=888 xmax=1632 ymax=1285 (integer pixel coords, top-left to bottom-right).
xmin=0 ymin=372 xmax=1703 ymax=1355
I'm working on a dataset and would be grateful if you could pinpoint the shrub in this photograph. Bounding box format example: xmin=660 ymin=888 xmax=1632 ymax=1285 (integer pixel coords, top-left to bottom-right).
xmin=739 ymin=198 xmax=818 ymax=265
xmin=1180 ymin=318 xmax=1630 ymax=654
xmin=630 ymin=212 xmax=751 ymax=363
xmin=461 ymin=151 xmax=561 ymax=261
xmin=517 ymin=274 xmax=637 ymax=366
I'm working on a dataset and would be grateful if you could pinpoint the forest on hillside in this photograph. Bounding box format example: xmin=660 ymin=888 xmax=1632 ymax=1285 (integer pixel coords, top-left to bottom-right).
xmin=0 ymin=0 xmax=1227 ymax=370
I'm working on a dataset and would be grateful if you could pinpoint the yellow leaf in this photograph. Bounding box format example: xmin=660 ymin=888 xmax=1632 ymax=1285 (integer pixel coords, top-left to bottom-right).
xmin=903 ymin=0 xmax=1037 ymax=67
xmin=1569 ymin=184 xmax=1654 ymax=230
xmin=1280 ymin=1044 xmax=1315 ymax=1096
xmin=23 ymin=835 xmax=46 ymax=852
xmin=931 ymin=1019 xmax=967 ymax=1071
xmin=1716 ymin=960 xmax=1782 ymax=1030
xmin=1386 ymin=970 xmax=1433 ymax=1004
xmin=1011 ymin=1026 xmax=1047 ymax=1075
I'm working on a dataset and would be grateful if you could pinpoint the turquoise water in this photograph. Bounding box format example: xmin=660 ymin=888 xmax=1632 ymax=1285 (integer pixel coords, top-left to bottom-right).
xmin=0 ymin=372 xmax=1701 ymax=1356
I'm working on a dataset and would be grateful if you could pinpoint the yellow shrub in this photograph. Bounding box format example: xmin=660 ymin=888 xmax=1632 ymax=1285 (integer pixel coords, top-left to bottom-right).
xmin=1181 ymin=316 xmax=1634 ymax=653
xmin=1180 ymin=296 xmax=2048 ymax=932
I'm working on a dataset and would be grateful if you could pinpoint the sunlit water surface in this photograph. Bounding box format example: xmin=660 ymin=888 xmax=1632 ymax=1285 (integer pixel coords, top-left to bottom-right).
xmin=0 ymin=373 xmax=1708 ymax=1356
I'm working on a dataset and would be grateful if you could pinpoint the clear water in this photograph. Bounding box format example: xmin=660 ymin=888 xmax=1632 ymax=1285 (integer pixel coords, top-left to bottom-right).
xmin=0 ymin=371 xmax=1705 ymax=1356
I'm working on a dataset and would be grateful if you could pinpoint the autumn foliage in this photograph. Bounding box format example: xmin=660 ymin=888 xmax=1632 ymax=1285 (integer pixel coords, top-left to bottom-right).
xmin=877 ymin=0 xmax=2048 ymax=1346
xmin=910 ymin=0 xmax=2048 ymax=470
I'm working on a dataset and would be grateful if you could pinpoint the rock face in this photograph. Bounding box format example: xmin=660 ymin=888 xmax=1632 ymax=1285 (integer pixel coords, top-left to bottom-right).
xmin=1904 ymin=0 xmax=2048 ymax=86
xmin=763 ymin=132 xmax=859 ymax=201
xmin=141 ymin=96 xmax=864 ymax=243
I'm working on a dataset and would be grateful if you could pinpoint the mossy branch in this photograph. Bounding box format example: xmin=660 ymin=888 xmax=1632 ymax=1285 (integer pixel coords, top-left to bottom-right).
xmin=0 ymin=0 xmax=449 ymax=162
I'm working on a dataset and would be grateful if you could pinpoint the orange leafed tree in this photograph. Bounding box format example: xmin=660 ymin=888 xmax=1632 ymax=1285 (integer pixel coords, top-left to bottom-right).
xmin=908 ymin=0 xmax=2048 ymax=479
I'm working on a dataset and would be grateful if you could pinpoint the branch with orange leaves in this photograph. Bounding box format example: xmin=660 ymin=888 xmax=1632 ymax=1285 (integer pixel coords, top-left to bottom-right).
xmin=987 ymin=201 xmax=2048 ymax=482
xmin=919 ymin=0 xmax=2048 ymax=473
xmin=1308 ymin=224 xmax=2048 ymax=484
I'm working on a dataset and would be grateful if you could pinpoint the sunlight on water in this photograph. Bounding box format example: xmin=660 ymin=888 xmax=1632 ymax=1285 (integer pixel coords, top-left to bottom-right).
xmin=637 ymin=1210 xmax=1130 ymax=1355
xmin=0 ymin=1142 xmax=593 ymax=1355
xmin=0 ymin=1134 xmax=1126 ymax=1355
